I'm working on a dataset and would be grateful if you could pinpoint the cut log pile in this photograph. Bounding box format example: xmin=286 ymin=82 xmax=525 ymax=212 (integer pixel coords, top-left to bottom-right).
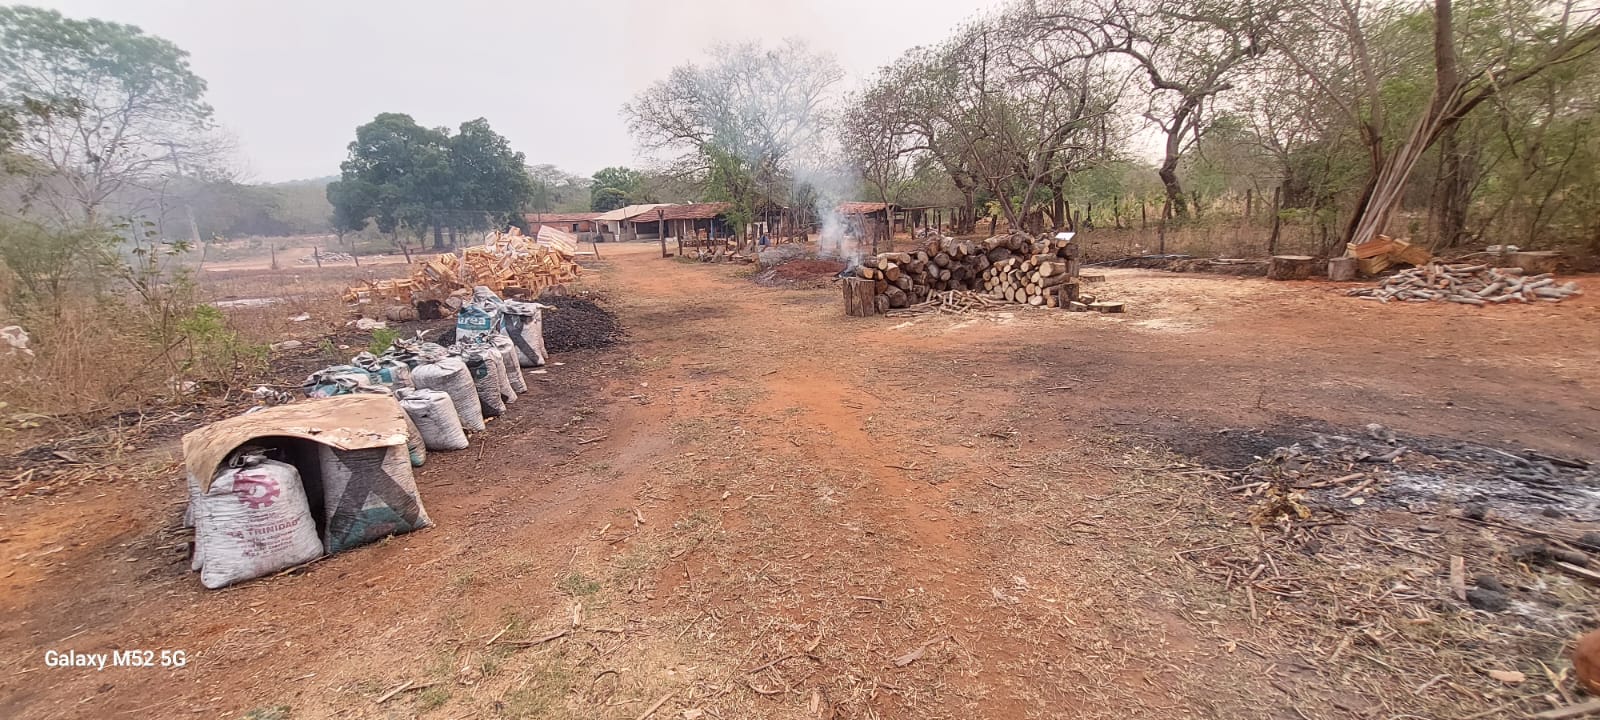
xmin=847 ymin=231 xmax=1104 ymax=315
xmin=343 ymin=227 xmax=582 ymax=304
xmin=1346 ymin=263 xmax=1583 ymax=305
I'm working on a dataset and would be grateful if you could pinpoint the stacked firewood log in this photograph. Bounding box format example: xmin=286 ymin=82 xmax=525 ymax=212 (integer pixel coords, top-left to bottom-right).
xmin=343 ymin=227 xmax=581 ymax=304
xmin=1346 ymin=263 xmax=1583 ymax=304
xmin=849 ymin=231 xmax=1088 ymax=312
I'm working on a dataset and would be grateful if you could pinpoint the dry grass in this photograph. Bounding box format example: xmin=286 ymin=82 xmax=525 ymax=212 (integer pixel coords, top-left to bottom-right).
xmin=0 ymin=264 xmax=370 ymax=454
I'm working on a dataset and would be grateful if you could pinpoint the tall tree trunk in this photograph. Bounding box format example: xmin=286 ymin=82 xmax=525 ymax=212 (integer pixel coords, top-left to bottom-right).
xmin=1347 ymin=0 xmax=1460 ymax=246
xmin=1158 ymin=161 xmax=1187 ymax=222
xmin=1431 ymin=124 xmax=1473 ymax=247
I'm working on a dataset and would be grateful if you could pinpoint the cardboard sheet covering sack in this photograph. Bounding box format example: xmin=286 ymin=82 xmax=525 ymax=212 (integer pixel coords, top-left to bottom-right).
xmin=182 ymin=394 xmax=412 ymax=493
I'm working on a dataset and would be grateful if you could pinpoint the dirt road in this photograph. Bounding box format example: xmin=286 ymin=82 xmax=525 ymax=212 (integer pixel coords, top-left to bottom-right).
xmin=3 ymin=241 xmax=1597 ymax=719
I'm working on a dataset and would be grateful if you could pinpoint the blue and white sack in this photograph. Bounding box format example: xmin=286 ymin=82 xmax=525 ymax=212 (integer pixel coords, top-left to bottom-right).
xmin=500 ymin=301 xmax=550 ymax=367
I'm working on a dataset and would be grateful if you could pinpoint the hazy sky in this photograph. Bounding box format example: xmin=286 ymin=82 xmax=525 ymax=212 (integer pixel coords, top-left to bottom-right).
xmin=30 ymin=0 xmax=993 ymax=183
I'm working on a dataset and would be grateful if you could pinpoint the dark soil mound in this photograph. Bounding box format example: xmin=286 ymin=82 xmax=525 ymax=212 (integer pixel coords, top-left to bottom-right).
xmin=433 ymin=295 xmax=623 ymax=352
xmin=541 ymin=296 xmax=624 ymax=352
xmin=754 ymin=258 xmax=846 ymax=288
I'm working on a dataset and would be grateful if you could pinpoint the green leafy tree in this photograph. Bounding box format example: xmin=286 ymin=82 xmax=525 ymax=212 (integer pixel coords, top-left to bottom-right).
xmin=590 ymin=166 xmax=646 ymax=210
xmin=326 ymin=113 xmax=450 ymax=251
xmin=0 ymin=6 xmax=214 ymax=222
xmin=0 ymin=218 xmax=116 ymax=313
xmin=449 ymin=117 xmax=534 ymax=233
xmin=591 ymin=186 xmax=630 ymax=212
xmin=328 ymin=114 xmax=531 ymax=250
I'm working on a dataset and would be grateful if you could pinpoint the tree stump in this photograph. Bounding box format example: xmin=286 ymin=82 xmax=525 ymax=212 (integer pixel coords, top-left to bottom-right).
xmin=842 ymin=277 xmax=876 ymax=317
xmin=1053 ymin=282 xmax=1080 ymax=307
xmin=1509 ymin=251 xmax=1561 ymax=275
xmin=1327 ymin=256 xmax=1358 ymax=282
xmin=1268 ymin=255 xmax=1316 ymax=280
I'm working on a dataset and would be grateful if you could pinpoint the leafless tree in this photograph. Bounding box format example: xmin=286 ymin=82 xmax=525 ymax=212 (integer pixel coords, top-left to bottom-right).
xmin=624 ymin=39 xmax=843 ymax=242
xmin=1078 ymin=0 xmax=1275 ymax=221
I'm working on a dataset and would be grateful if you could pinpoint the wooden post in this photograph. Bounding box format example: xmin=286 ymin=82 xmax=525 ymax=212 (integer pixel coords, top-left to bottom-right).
xmin=657 ymin=210 xmax=667 ymax=258
xmin=313 ymin=246 xmax=322 ymax=268
xmin=843 ymin=277 xmax=876 ymax=316
xmin=1268 ymin=186 xmax=1283 ymax=256
xmin=1158 ymin=198 xmax=1170 ymax=255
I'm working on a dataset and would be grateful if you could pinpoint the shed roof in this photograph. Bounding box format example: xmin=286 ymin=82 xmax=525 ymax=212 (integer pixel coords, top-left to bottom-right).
xmin=525 ymin=212 xmax=600 ymax=224
xmin=595 ymin=203 xmax=671 ymax=222
xmin=838 ymin=201 xmax=897 ymax=215
xmin=646 ymin=202 xmax=734 ymax=221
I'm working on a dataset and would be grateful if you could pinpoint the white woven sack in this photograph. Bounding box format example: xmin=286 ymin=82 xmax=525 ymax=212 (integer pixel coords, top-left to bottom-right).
xmin=463 ymin=346 xmax=509 ymax=417
xmin=411 ymin=356 xmax=485 ymax=432
xmin=501 ymin=301 xmax=549 ymax=367
xmin=490 ymin=335 xmax=527 ymax=393
xmin=399 ymin=389 xmax=469 ymax=451
xmin=192 ymin=455 xmax=323 ymax=589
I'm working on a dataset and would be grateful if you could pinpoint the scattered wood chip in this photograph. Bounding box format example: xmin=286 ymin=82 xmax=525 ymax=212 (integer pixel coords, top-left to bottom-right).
xmin=578 ymin=435 xmax=609 ymax=445
xmin=746 ymin=680 xmax=784 ymax=696
xmin=1450 ymin=555 xmax=1467 ymax=602
xmin=1486 ymin=669 xmax=1526 ymax=685
xmin=636 ymin=688 xmax=677 ymax=719
xmin=498 ymin=628 xmax=569 ymax=647
xmin=892 ymin=636 xmax=946 ymax=668
xmin=375 ymin=679 xmax=437 ymax=704
xmin=1534 ymin=699 xmax=1600 ymax=719
xmin=1557 ymin=561 xmax=1600 ymax=584
xmin=484 ymin=622 xmax=512 ymax=647
xmin=743 ymin=654 xmax=797 ymax=675
xmin=893 ymin=646 xmax=926 ymax=668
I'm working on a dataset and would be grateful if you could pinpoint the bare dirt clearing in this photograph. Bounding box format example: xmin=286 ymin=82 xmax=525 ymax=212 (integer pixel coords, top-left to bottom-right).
xmin=2 ymin=241 xmax=1598 ymax=719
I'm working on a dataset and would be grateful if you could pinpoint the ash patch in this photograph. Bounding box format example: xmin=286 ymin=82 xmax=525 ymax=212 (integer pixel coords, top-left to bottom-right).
xmin=1167 ymin=426 xmax=1313 ymax=468
xmin=1232 ymin=424 xmax=1598 ymax=523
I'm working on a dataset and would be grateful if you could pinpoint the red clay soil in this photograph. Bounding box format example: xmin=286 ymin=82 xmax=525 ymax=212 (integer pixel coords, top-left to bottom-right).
xmin=754 ymin=258 xmax=847 ymax=288
xmin=2 ymin=241 xmax=1598 ymax=719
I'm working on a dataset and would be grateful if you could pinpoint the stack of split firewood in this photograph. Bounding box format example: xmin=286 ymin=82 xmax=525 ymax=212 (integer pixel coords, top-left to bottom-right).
xmin=845 ymin=231 xmax=1116 ymax=315
xmin=344 ymin=227 xmax=582 ymax=304
xmin=1346 ymin=263 xmax=1583 ymax=305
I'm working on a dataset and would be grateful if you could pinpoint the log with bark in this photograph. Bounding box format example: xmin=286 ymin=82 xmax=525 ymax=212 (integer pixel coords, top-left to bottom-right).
xmin=1267 ymin=255 xmax=1317 ymax=281
xmin=1328 ymin=257 xmax=1358 ymax=282
xmin=845 ymin=231 xmax=1124 ymax=315
xmin=843 ymin=277 xmax=877 ymax=317
xmin=1346 ymin=262 xmax=1583 ymax=304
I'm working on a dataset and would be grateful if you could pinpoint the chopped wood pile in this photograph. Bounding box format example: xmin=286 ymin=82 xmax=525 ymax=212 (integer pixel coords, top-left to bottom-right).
xmin=1346 ymin=263 xmax=1583 ymax=304
xmin=885 ymin=290 xmax=1122 ymax=317
xmin=848 ymin=231 xmax=1102 ymax=315
xmin=1346 ymin=234 xmax=1432 ymax=274
xmin=343 ymin=227 xmax=581 ymax=304
xmin=299 ymin=251 xmax=355 ymax=264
